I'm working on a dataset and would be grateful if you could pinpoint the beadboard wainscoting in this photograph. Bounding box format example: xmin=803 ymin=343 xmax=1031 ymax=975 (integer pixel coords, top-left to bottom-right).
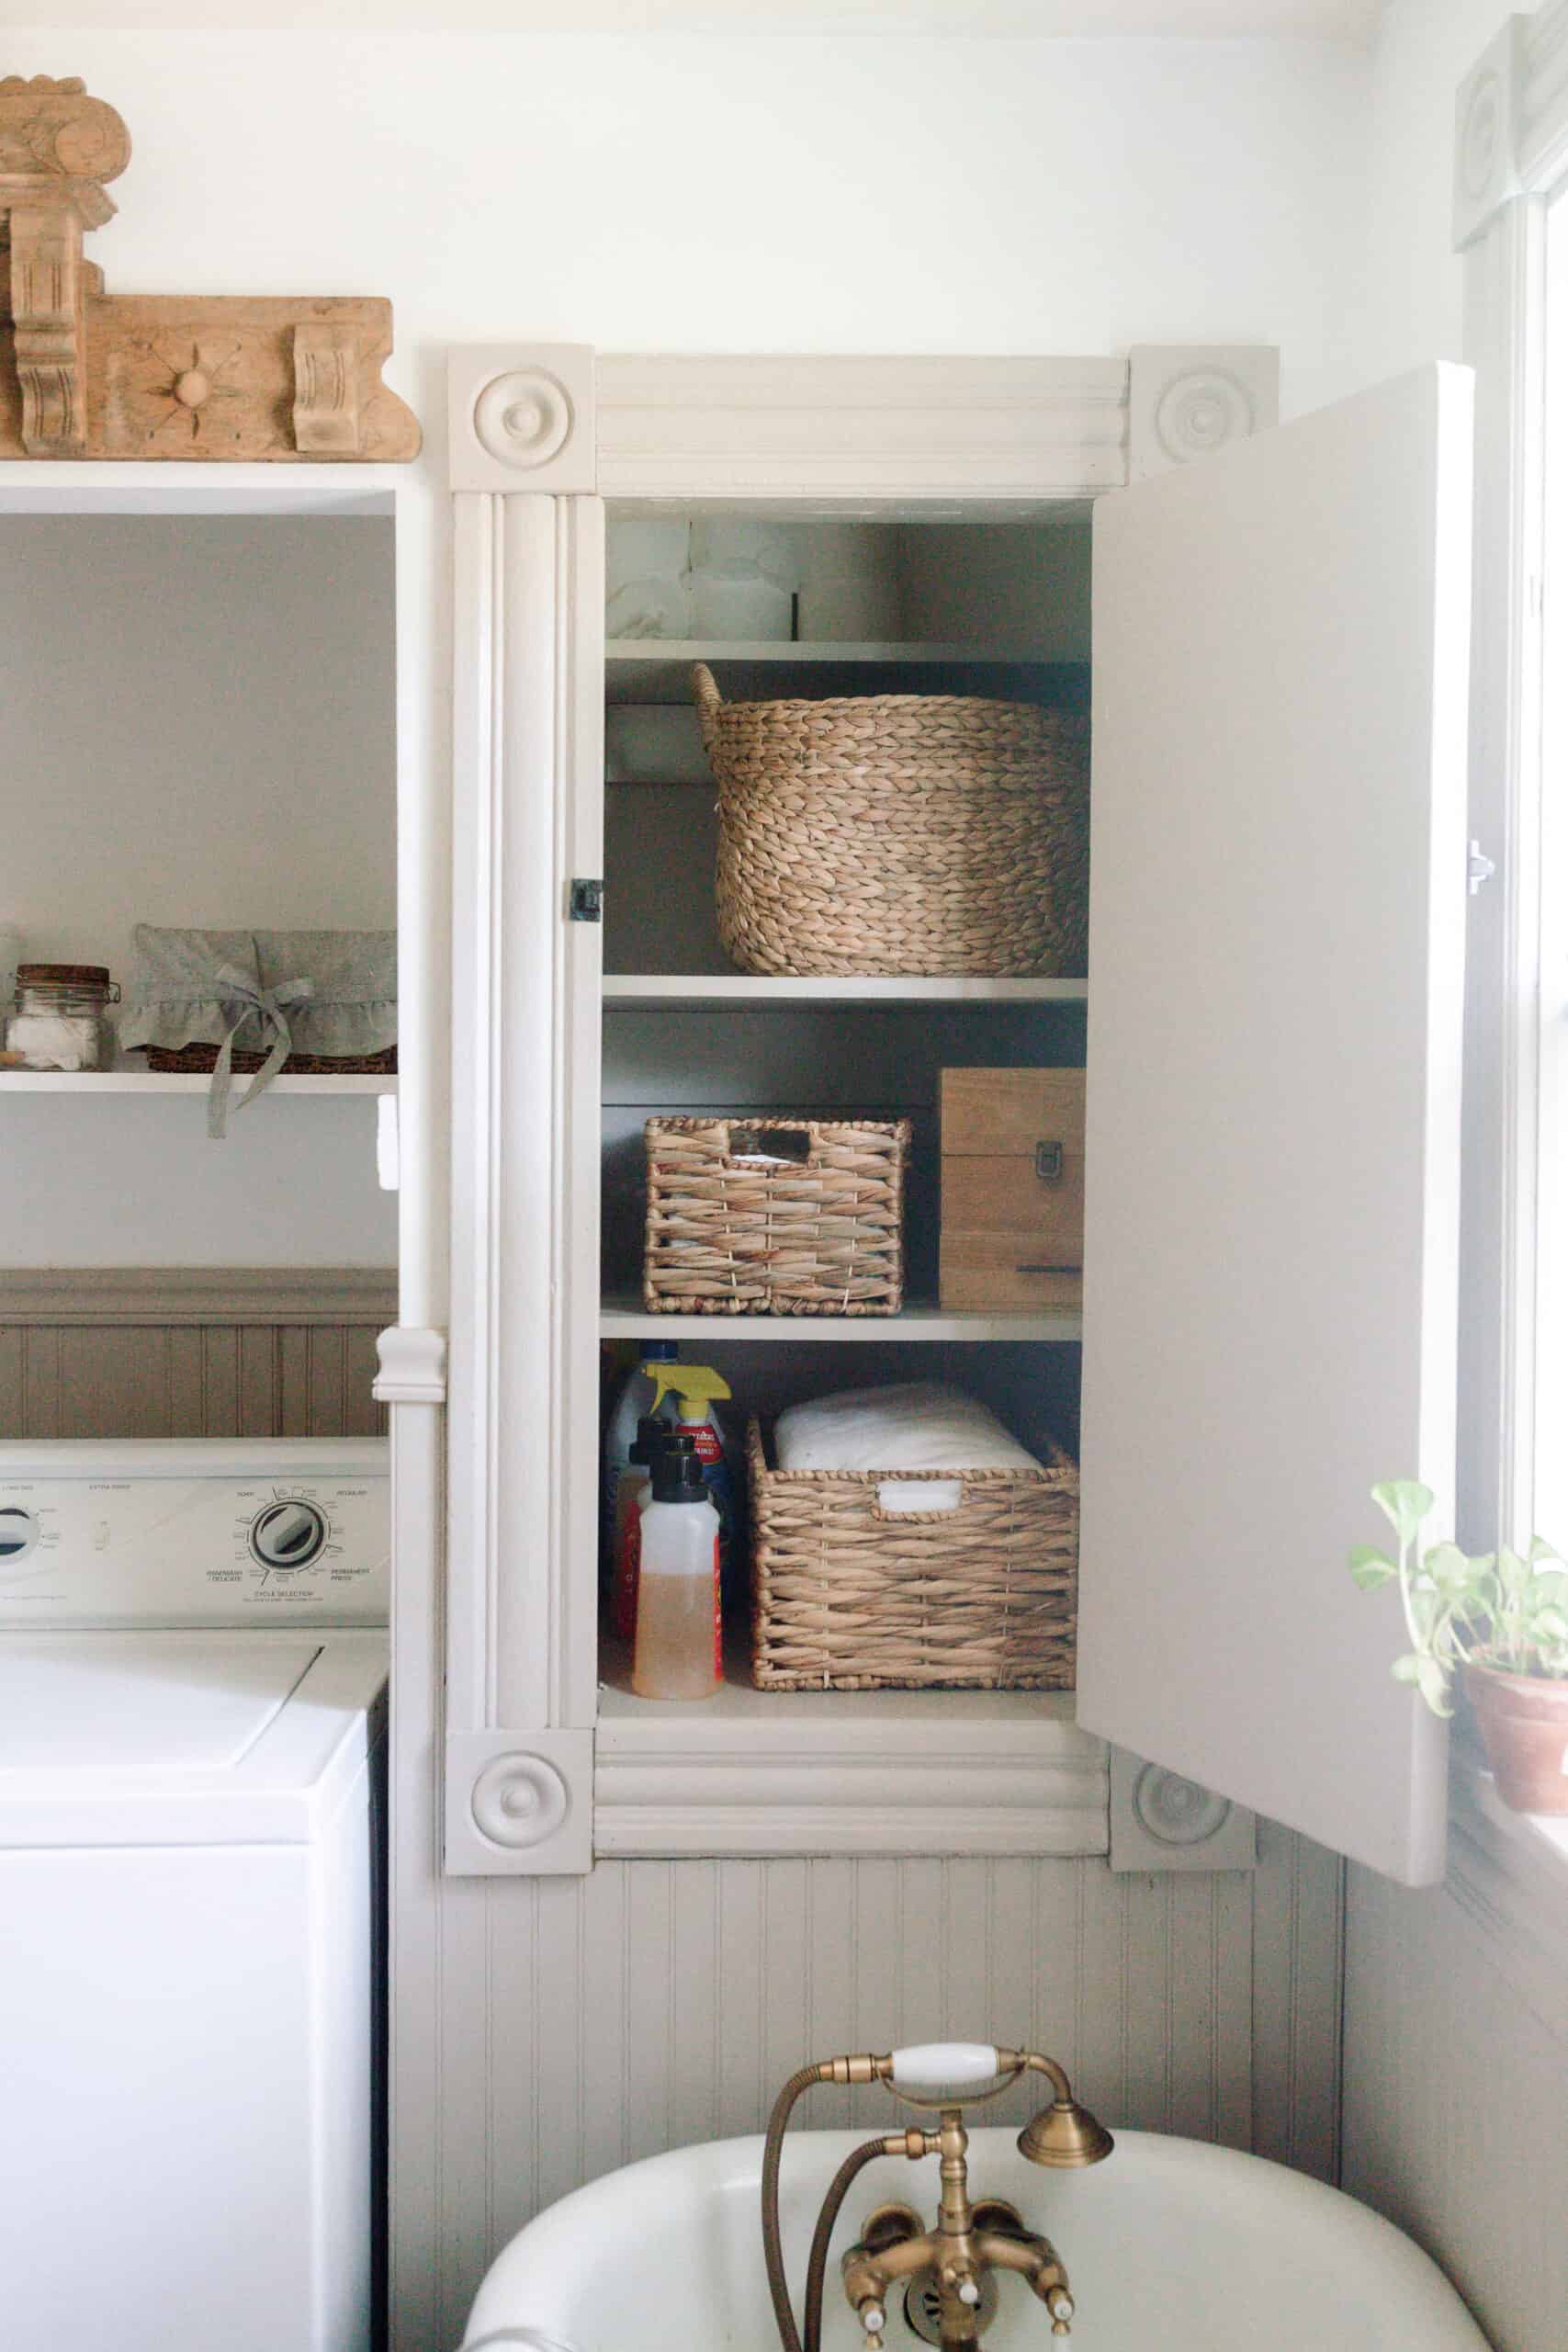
xmin=1342 ymin=1775 xmax=1568 ymax=2352
xmin=394 ymin=1826 xmax=1344 ymax=2351
xmin=0 ymin=1270 xmax=396 ymax=1438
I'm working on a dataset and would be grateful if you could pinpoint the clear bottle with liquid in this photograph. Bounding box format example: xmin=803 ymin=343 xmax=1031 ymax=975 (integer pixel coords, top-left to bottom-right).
xmin=631 ymin=1437 xmax=722 ymax=1702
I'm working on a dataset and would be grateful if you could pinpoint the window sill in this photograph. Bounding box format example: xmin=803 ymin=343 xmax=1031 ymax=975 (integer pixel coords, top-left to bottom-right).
xmin=1445 ymin=1752 xmax=1568 ymax=2024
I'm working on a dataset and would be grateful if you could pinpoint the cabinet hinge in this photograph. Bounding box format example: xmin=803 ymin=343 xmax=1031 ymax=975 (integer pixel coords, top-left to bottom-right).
xmin=569 ymin=877 xmax=604 ymax=923
xmin=1468 ymin=841 xmax=1496 ymax=897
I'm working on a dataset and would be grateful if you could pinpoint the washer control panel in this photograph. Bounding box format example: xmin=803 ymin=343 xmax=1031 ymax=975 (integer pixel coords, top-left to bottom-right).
xmin=0 ymin=1441 xmax=389 ymax=1627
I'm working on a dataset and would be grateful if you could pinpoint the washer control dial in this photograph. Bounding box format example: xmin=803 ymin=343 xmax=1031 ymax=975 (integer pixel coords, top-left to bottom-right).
xmin=0 ymin=1505 xmax=38 ymax=1564
xmin=249 ymin=1498 xmax=328 ymax=1572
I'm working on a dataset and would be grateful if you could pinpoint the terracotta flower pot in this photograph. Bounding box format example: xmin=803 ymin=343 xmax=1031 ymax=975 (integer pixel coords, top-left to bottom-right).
xmin=1463 ymin=1659 xmax=1568 ymax=1814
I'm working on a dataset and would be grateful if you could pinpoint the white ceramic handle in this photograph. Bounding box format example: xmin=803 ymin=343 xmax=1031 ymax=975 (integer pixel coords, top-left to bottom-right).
xmin=887 ymin=2042 xmax=1001 ymax=2089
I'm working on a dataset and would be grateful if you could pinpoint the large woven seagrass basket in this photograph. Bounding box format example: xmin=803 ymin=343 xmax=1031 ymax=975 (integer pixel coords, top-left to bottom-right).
xmin=643 ymin=1115 xmax=908 ymax=1317
xmin=747 ymin=1419 xmax=1078 ymax=1690
xmin=694 ymin=662 xmax=1089 ymax=979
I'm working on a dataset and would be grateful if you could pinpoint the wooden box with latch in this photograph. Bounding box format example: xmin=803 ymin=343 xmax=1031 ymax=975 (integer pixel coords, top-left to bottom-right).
xmin=939 ymin=1068 xmax=1085 ymax=1312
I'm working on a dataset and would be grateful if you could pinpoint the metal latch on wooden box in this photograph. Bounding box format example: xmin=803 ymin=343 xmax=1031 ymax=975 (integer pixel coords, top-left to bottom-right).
xmin=1035 ymin=1141 xmax=1065 ymax=1183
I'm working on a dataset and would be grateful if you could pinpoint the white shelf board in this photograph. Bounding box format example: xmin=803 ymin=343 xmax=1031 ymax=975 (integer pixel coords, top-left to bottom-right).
xmin=604 ymin=974 xmax=1088 ymax=1008
xmin=0 ymin=1071 xmax=396 ymax=1096
xmin=604 ymin=641 xmax=1088 ymax=704
xmin=594 ymin=1651 xmax=1107 ymax=1859
xmin=598 ymin=1667 xmax=1077 ymax=1729
xmin=605 ymin=639 xmax=1065 ymax=664
xmin=600 ymin=1295 xmax=1082 ymax=1343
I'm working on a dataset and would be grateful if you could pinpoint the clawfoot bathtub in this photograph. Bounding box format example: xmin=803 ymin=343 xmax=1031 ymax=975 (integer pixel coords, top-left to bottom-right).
xmin=461 ymin=2126 xmax=1490 ymax=2350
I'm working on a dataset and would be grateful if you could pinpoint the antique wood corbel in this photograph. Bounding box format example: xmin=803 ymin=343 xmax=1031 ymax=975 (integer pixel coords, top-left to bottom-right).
xmin=0 ymin=74 xmax=420 ymax=461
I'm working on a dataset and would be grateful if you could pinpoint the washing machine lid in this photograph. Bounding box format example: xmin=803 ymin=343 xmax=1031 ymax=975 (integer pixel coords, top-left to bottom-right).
xmin=0 ymin=1628 xmax=386 ymax=1847
xmin=0 ymin=1634 xmax=321 ymax=1771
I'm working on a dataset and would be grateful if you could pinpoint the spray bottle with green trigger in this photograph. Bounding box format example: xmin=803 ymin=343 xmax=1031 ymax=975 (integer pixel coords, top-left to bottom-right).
xmin=640 ymin=1360 xmax=739 ymax=1587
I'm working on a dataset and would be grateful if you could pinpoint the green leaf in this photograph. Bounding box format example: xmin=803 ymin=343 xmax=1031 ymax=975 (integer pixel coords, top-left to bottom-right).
xmin=1527 ymin=1537 xmax=1563 ymax=1567
xmin=1390 ymin=1654 xmax=1422 ymax=1683
xmin=1348 ymin=1544 xmax=1397 ymax=1590
xmin=1424 ymin=1542 xmax=1479 ymax=1597
xmin=1372 ymin=1481 xmax=1434 ymax=1543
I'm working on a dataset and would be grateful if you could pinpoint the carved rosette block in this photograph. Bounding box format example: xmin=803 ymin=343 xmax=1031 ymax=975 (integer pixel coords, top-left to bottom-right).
xmin=0 ymin=73 xmax=419 ymax=462
xmin=1127 ymin=345 xmax=1280 ymax=483
xmin=1452 ymin=18 xmax=1525 ymax=252
xmin=1108 ymin=1748 xmax=1256 ymax=1872
xmin=445 ymin=1728 xmax=593 ymax=1875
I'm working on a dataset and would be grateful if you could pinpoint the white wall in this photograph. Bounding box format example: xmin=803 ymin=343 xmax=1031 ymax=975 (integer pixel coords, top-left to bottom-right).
xmin=6 ymin=24 xmax=1375 ymax=2344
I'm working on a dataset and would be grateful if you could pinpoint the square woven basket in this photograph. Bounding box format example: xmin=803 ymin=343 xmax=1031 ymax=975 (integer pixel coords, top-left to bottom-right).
xmin=642 ymin=1115 xmax=908 ymax=1317
xmin=747 ymin=1418 xmax=1078 ymax=1690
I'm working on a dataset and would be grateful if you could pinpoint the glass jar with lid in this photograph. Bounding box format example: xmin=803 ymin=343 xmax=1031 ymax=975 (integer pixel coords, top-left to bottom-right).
xmin=4 ymin=964 xmax=120 ymax=1073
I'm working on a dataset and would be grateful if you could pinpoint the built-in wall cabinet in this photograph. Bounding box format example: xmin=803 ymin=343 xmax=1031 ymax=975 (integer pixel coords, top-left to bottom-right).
xmin=444 ymin=345 xmax=1472 ymax=1890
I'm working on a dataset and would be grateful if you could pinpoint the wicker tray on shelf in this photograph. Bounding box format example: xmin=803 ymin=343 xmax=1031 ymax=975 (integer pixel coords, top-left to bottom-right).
xmin=141 ymin=1045 xmax=397 ymax=1075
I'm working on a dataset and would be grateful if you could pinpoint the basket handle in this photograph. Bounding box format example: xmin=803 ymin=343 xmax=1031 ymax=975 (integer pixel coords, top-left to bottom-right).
xmin=872 ymin=1475 xmax=966 ymax=1521
xmin=691 ymin=661 xmax=723 ymax=752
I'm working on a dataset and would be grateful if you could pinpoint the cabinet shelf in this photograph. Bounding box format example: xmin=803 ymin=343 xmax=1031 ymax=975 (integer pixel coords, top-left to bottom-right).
xmin=594 ymin=1649 xmax=1106 ymax=1859
xmin=604 ymin=641 xmax=1088 ymax=705
xmin=600 ymin=1294 xmax=1082 ymax=1343
xmin=603 ymin=974 xmax=1087 ymax=1008
xmin=0 ymin=1071 xmax=396 ymax=1095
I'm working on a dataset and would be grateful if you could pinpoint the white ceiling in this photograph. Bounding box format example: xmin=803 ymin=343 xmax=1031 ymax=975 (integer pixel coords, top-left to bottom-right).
xmin=0 ymin=1 xmax=1388 ymax=37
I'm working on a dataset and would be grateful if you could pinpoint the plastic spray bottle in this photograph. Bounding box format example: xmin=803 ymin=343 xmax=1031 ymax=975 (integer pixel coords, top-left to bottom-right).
xmin=602 ymin=1340 xmax=679 ymax=1577
xmin=611 ymin=1417 xmax=667 ymax=1640
xmin=640 ymin=1360 xmax=741 ymax=1587
xmin=632 ymin=1435 xmax=723 ymax=1702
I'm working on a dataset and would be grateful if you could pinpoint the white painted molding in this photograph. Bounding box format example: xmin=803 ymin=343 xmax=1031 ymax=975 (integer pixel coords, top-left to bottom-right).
xmin=1126 ymin=346 xmax=1279 ymax=482
xmin=596 ymin=353 xmax=1129 ymax=504
xmin=593 ymin=1704 xmax=1109 ymax=1860
xmin=1108 ymin=1748 xmax=1257 ymax=1872
xmin=374 ymin=1325 xmax=447 ymax=1405
xmin=0 ymin=1264 xmax=397 ymax=1326
xmin=447 ymin=345 xmax=597 ymax=494
xmin=446 ymin=481 xmax=604 ymax=1876
xmin=1454 ymin=2 xmax=1568 ymax=238
xmin=1455 ymin=17 xmax=1528 ymax=250
xmin=444 ymin=1728 xmax=593 ymax=1875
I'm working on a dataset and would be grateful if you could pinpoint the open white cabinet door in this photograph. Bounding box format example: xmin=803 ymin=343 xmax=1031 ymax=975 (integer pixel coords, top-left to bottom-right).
xmin=1078 ymin=364 xmax=1472 ymax=1887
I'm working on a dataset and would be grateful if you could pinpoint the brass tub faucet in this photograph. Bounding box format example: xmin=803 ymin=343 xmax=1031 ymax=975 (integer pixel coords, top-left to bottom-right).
xmin=761 ymin=2042 xmax=1113 ymax=2352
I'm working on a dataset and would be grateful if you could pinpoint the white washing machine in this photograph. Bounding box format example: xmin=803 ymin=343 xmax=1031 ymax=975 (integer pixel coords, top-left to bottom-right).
xmin=0 ymin=1438 xmax=389 ymax=2352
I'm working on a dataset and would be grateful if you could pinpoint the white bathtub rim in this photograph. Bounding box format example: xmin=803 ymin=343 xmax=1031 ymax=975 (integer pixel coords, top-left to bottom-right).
xmin=461 ymin=2125 xmax=1490 ymax=2349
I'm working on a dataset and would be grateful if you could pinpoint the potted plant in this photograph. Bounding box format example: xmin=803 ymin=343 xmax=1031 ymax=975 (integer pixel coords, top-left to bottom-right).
xmin=1349 ymin=1481 xmax=1568 ymax=1814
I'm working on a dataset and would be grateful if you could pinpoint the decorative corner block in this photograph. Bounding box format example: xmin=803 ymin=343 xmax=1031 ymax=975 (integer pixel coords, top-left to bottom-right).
xmin=445 ymin=1728 xmax=593 ymax=1875
xmin=1453 ymin=17 xmax=1527 ymax=251
xmin=448 ymin=344 xmax=596 ymax=493
xmin=1108 ymin=1748 xmax=1257 ymax=1873
xmin=1127 ymin=346 xmax=1279 ymax=482
xmin=0 ymin=73 xmax=420 ymax=461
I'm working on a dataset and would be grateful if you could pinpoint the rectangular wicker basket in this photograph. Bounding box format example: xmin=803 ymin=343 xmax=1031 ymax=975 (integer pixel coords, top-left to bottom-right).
xmin=747 ymin=1418 xmax=1078 ymax=1690
xmin=643 ymin=1115 xmax=908 ymax=1317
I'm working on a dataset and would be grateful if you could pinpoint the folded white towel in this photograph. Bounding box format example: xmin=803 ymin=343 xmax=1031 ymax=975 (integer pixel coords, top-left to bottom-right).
xmin=774 ymin=1382 xmax=1043 ymax=1515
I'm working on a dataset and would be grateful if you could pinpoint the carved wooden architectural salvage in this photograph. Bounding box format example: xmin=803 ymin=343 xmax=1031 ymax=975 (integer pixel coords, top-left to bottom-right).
xmin=0 ymin=74 xmax=419 ymax=461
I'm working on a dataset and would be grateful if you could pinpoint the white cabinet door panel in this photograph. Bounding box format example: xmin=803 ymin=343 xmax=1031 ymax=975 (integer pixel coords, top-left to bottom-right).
xmin=1078 ymin=365 xmax=1472 ymax=1887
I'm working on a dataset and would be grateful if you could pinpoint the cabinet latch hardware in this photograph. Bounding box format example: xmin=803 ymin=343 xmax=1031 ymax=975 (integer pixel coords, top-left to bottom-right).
xmin=1034 ymin=1141 xmax=1064 ymax=1183
xmin=1468 ymin=841 xmax=1496 ymax=896
xmin=569 ymin=878 xmax=604 ymax=923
